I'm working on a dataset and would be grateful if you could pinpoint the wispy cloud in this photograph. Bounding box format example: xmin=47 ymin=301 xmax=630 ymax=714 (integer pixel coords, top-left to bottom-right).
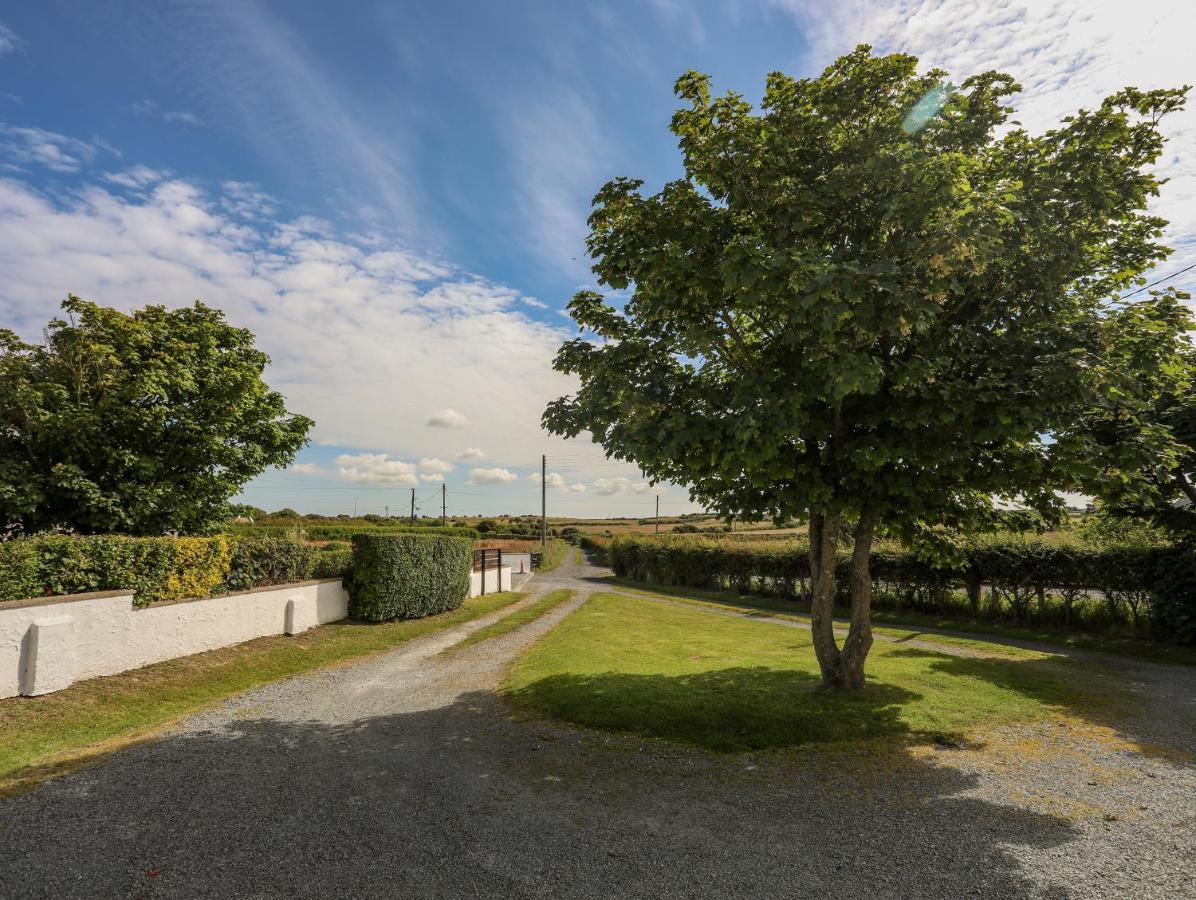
xmin=0 ymin=123 xmax=107 ymax=173
xmin=133 ymin=99 xmax=204 ymax=128
xmin=502 ymin=86 xmax=610 ymax=276
xmin=0 ymin=21 xmax=23 ymax=56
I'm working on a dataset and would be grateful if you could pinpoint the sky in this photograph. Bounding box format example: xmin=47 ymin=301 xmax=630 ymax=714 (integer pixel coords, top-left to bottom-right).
xmin=1 ymin=0 xmax=1193 ymax=519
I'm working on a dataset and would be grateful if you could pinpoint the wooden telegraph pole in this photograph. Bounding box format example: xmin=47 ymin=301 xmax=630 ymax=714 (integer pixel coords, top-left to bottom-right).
xmin=540 ymin=454 xmax=547 ymax=547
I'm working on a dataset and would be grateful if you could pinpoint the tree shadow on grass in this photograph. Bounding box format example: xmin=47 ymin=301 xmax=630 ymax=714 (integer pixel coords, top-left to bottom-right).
xmin=0 ymin=689 xmax=1086 ymax=899
xmin=506 ymin=666 xmax=923 ymax=752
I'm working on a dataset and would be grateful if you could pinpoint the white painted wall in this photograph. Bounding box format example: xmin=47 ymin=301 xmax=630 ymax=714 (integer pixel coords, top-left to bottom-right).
xmin=469 ymin=566 xmax=512 ymax=597
xmin=0 ymin=579 xmax=348 ymax=699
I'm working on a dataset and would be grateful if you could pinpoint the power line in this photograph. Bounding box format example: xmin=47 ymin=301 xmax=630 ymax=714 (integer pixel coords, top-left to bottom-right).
xmin=1119 ymin=262 xmax=1196 ymax=299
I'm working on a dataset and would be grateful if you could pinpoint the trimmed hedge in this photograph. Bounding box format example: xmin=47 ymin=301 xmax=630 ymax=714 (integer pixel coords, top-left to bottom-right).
xmin=348 ymin=533 xmax=472 ymax=622
xmin=0 ymin=534 xmax=356 ymax=605
xmin=606 ymin=535 xmax=1196 ymax=644
xmin=312 ymin=547 xmax=353 ymax=581
xmin=224 ymin=537 xmax=315 ymax=592
xmin=0 ymin=535 xmax=231 ymax=605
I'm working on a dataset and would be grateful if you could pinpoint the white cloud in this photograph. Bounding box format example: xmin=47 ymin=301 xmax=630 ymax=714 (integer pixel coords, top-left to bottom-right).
xmin=102 ymin=166 xmax=171 ymax=189
xmin=426 ymin=408 xmax=469 ymax=428
xmin=0 ymin=21 xmax=24 ymax=56
xmin=456 ymin=447 xmax=485 ymax=460
xmin=419 ymin=473 xmax=444 ymax=483
xmin=469 ymin=467 xmax=519 ymax=486
xmin=592 ymin=477 xmax=654 ymax=496
xmin=772 ymin=0 xmax=1196 ymax=289
xmin=0 ymin=173 xmax=598 ymax=471
xmin=530 ymin=471 xmax=588 ymax=492
xmin=334 ymin=453 xmax=419 ymax=485
xmin=0 ymin=124 xmax=106 ymax=173
xmin=289 ymin=462 xmax=326 ymax=476
xmin=417 ymin=457 xmax=454 ymax=474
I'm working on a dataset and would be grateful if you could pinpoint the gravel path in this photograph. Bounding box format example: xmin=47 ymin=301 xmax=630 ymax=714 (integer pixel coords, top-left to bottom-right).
xmin=0 ymin=551 xmax=1191 ymax=899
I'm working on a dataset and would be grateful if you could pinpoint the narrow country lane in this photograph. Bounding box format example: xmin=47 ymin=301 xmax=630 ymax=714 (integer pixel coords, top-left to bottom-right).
xmin=0 ymin=550 xmax=1191 ymax=899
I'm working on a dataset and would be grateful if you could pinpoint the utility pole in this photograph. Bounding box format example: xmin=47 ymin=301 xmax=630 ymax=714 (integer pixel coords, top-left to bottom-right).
xmin=385 ymin=504 xmax=389 ymax=520
xmin=540 ymin=453 xmax=547 ymax=547
xmin=353 ymin=496 xmax=358 ymax=518
xmin=410 ymin=488 xmax=416 ymax=524
xmin=441 ymin=483 xmax=447 ymax=526
xmin=655 ymin=494 xmax=660 ymax=534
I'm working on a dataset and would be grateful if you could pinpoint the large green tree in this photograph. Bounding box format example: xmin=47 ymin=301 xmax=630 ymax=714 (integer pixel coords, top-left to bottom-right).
xmin=544 ymin=47 xmax=1188 ymax=688
xmin=0 ymin=296 xmax=312 ymax=535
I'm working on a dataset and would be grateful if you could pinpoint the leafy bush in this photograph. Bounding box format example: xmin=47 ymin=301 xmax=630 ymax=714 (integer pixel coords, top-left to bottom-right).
xmin=0 ymin=535 xmax=231 ymax=605
xmin=0 ymin=539 xmax=41 ymax=601
xmin=311 ymin=547 xmax=353 ymax=581
xmin=0 ymin=533 xmax=360 ymax=605
xmin=224 ymin=537 xmax=315 ymax=592
xmin=605 ymin=534 xmax=1196 ymax=643
xmin=348 ymin=533 xmax=472 ymax=622
xmin=225 ymin=523 xmax=478 ymax=540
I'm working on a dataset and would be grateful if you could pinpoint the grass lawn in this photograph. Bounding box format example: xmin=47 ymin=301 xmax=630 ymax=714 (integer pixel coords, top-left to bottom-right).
xmin=445 ymin=589 xmax=574 ymax=651
xmin=534 ymin=539 xmax=569 ymax=572
xmin=604 ymin=576 xmax=1196 ymax=667
xmin=0 ymin=591 xmax=522 ymax=795
xmin=504 ymin=593 xmax=1119 ymax=753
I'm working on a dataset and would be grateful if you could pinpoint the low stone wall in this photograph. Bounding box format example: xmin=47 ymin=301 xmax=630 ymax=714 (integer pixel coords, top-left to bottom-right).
xmin=0 ymin=579 xmax=348 ymax=699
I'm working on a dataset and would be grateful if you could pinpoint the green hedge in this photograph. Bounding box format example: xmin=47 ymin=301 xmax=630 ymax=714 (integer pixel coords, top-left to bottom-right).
xmin=0 ymin=534 xmax=355 ymax=605
xmin=348 ymin=533 xmax=472 ymax=622
xmin=606 ymin=535 xmax=1196 ymax=644
xmin=312 ymin=546 xmax=353 ymax=581
xmin=0 ymin=535 xmax=231 ymax=605
xmin=224 ymin=537 xmax=315 ymax=592
xmin=225 ymin=523 xmax=479 ymax=541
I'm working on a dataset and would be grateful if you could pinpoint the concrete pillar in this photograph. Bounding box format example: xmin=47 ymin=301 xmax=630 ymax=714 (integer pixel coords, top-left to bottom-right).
xmin=21 ymin=616 xmax=77 ymax=696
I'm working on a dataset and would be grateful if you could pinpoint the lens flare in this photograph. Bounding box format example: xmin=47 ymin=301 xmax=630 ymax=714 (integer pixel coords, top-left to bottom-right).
xmin=902 ymin=83 xmax=953 ymax=135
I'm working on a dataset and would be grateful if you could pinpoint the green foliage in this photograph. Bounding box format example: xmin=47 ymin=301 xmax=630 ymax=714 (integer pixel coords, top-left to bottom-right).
xmin=606 ymin=534 xmax=1196 ymax=643
xmin=0 ymin=296 xmax=312 ymax=535
xmin=348 ymin=533 xmax=472 ymax=622
xmin=545 ymin=48 xmax=1187 ymax=685
xmin=546 ymin=49 xmax=1187 ymax=538
xmin=0 ymin=535 xmax=231 ymax=605
xmin=534 ymin=539 xmax=569 ymax=572
xmin=0 ymin=540 xmax=41 ymax=601
xmin=225 ymin=523 xmax=478 ymax=540
xmin=311 ymin=547 xmax=353 ymax=581
xmin=224 ymin=537 xmax=315 ymax=592
xmin=1064 ymin=294 xmax=1196 ymax=535
xmin=0 ymin=534 xmax=360 ymax=604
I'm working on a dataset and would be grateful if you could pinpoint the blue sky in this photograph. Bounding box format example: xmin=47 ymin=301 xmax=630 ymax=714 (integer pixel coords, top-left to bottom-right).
xmin=1 ymin=1 xmax=1193 ymax=518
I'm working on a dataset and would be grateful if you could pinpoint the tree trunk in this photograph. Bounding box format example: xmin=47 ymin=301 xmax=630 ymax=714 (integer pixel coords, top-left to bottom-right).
xmin=807 ymin=511 xmax=842 ymax=684
xmin=838 ymin=509 xmax=876 ymax=689
xmin=808 ymin=509 xmax=875 ymax=690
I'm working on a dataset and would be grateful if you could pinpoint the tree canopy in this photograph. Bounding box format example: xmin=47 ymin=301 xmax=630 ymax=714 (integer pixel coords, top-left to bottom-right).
xmin=0 ymin=296 xmax=312 ymax=535
xmin=544 ymin=46 xmax=1188 ymax=686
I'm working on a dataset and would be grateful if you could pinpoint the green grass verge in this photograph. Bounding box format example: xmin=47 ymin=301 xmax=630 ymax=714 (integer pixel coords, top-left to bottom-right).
xmin=603 ymin=576 xmax=1196 ymax=667
xmin=445 ymin=589 xmax=574 ymax=652
xmin=534 ymin=539 xmax=569 ymax=572
xmin=0 ymin=591 xmax=522 ymax=794
xmin=505 ymin=592 xmax=1120 ymax=753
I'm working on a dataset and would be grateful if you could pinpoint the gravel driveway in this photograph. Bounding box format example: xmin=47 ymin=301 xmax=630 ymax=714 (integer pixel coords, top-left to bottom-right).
xmin=0 ymin=552 xmax=1191 ymax=899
